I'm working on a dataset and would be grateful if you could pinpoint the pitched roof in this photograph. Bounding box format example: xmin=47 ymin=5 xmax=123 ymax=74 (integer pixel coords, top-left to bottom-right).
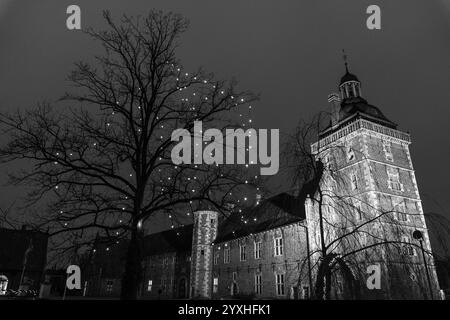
xmin=213 ymin=193 xmax=306 ymax=244
xmin=143 ymin=224 xmax=193 ymax=256
xmin=340 ymin=97 xmax=397 ymax=128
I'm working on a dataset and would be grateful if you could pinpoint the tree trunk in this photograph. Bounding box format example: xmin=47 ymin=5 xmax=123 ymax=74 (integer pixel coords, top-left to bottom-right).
xmin=120 ymin=227 xmax=143 ymax=300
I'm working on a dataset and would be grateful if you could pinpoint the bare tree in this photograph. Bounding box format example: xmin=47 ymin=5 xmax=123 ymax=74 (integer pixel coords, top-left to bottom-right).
xmin=0 ymin=11 xmax=260 ymax=299
xmin=284 ymin=113 xmax=438 ymax=300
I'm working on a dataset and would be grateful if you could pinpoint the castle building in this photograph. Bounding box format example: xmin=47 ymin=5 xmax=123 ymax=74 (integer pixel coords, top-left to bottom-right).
xmin=86 ymin=64 xmax=441 ymax=299
xmin=306 ymin=62 xmax=441 ymax=299
xmin=86 ymin=226 xmax=193 ymax=298
xmin=210 ymin=193 xmax=311 ymax=299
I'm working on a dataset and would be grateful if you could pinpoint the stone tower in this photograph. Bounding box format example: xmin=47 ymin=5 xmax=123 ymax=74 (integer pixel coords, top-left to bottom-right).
xmin=189 ymin=210 xmax=218 ymax=298
xmin=306 ymin=62 xmax=440 ymax=299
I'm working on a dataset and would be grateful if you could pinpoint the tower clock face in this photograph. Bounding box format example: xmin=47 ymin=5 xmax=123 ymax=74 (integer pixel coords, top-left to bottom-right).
xmin=0 ymin=0 xmax=448 ymax=306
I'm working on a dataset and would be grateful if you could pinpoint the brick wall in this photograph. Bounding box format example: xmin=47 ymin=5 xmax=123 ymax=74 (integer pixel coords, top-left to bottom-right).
xmin=212 ymin=223 xmax=309 ymax=299
xmin=308 ymin=122 xmax=441 ymax=299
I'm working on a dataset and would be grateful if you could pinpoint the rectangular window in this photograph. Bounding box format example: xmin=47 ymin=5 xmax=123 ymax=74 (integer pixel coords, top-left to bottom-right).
xmin=383 ymin=140 xmax=393 ymax=162
xmin=232 ymin=272 xmax=237 ymax=281
xmin=147 ymin=280 xmax=153 ymax=292
xmin=274 ymin=236 xmax=283 ymax=256
xmin=394 ymin=198 xmax=408 ymax=222
xmin=387 ymin=168 xmax=402 ymax=191
xmin=240 ymin=244 xmax=246 ymax=261
xmin=254 ymin=241 xmax=262 ymax=259
xmin=354 ymin=200 xmax=362 ymax=220
xmin=106 ymin=280 xmax=114 ymax=293
xmin=402 ymin=236 xmax=415 ymax=256
xmin=255 ymin=274 xmax=262 ymax=295
xmin=213 ymin=278 xmax=219 ymax=293
xmin=302 ymin=286 xmax=310 ymax=299
xmin=350 ymin=171 xmax=358 ymax=190
xmin=214 ymin=252 xmax=219 ymax=265
xmin=224 ymin=246 xmax=230 ymax=264
xmin=275 ymin=273 xmax=285 ymax=296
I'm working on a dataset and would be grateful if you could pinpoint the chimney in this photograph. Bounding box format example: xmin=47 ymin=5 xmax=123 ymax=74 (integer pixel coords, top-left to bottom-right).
xmin=328 ymin=93 xmax=341 ymax=128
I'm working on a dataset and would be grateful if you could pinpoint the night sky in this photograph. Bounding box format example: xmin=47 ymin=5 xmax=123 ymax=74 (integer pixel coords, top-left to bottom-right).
xmin=0 ymin=0 xmax=449 ymax=224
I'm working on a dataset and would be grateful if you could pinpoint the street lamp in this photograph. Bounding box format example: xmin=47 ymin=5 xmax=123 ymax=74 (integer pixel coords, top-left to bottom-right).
xmin=412 ymin=230 xmax=433 ymax=300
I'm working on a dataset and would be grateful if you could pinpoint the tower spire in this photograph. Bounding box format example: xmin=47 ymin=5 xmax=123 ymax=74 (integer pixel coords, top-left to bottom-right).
xmin=342 ymin=49 xmax=349 ymax=73
xmin=339 ymin=50 xmax=362 ymax=99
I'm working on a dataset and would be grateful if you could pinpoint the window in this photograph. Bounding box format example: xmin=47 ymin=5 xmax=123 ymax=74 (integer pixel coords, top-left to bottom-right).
xmin=163 ymin=256 xmax=169 ymax=266
xmin=402 ymin=236 xmax=415 ymax=256
xmin=0 ymin=275 xmax=8 ymax=295
xmin=232 ymin=272 xmax=237 ymax=281
xmin=210 ymin=219 xmax=215 ymax=225
xmin=240 ymin=244 xmax=246 ymax=261
xmin=383 ymin=140 xmax=393 ymax=162
xmin=255 ymin=274 xmax=262 ymax=295
xmin=213 ymin=278 xmax=219 ymax=293
xmin=394 ymin=198 xmax=408 ymax=222
xmin=302 ymin=286 xmax=310 ymax=299
xmin=387 ymin=167 xmax=402 ymax=191
xmin=350 ymin=171 xmax=358 ymax=190
xmin=200 ymin=249 xmax=205 ymax=256
xmin=254 ymin=241 xmax=262 ymax=259
xmin=224 ymin=246 xmax=230 ymax=264
xmin=147 ymin=280 xmax=153 ymax=292
xmin=274 ymin=236 xmax=283 ymax=256
xmin=106 ymin=280 xmax=114 ymax=293
xmin=354 ymin=200 xmax=362 ymax=221
xmin=214 ymin=252 xmax=219 ymax=265
xmin=275 ymin=273 xmax=285 ymax=296
xmin=346 ymin=146 xmax=355 ymax=162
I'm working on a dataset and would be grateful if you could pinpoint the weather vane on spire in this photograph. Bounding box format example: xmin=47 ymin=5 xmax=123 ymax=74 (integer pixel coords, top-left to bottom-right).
xmin=342 ymin=49 xmax=349 ymax=73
